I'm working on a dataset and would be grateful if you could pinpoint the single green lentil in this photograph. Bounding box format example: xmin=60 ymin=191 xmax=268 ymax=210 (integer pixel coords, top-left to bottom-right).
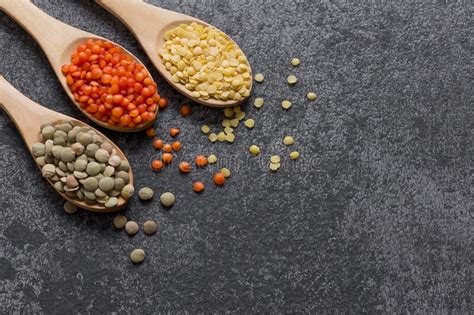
xmin=143 ymin=220 xmax=157 ymax=235
xmin=86 ymin=162 xmax=101 ymax=176
xmin=95 ymin=149 xmax=110 ymax=163
xmin=130 ymin=248 xmax=145 ymax=263
xmin=99 ymin=177 xmax=115 ymax=192
xmin=125 ymin=221 xmax=139 ymax=235
xmin=160 ymin=192 xmax=175 ymax=207
xmin=63 ymin=201 xmax=78 ymax=214
xmin=138 ymin=187 xmax=154 ymax=200
xmin=113 ymin=215 xmax=127 ymax=229
xmin=32 ymin=143 xmax=46 ymax=157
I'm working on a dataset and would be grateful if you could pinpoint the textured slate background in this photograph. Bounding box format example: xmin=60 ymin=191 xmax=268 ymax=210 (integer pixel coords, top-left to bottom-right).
xmin=0 ymin=0 xmax=472 ymax=313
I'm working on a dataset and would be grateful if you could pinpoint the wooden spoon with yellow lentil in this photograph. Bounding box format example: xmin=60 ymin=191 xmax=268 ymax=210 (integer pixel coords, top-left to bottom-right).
xmin=96 ymin=0 xmax=253 ymax=108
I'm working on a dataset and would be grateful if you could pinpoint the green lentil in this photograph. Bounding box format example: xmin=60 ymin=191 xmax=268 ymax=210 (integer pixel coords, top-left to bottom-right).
xmin=95 ymin=149 xmax=110 ymax=163
xmin=85 ymin=143 xmax=99 ymax=157
xmin=42 ymin=164 xmax=56 ymax=178
xmin=63 ymin=201 xmax=78 ymax=214
xmin=32 ymin=143 xmax=46 ymax=157
xmin=138 ymin=187 xmax=154 ymax=200
xmin=113 ymin=215 xmax=127 ymax=229
xmin=99 ymin=177 xmax=115 ymax=192
xmin=125 ymin=221 xmax=139 ymax=235
xmin=121 ymin=184 xmax=135 ymax=198
xmin=160 ymin=192 xmax=175 ymax=207
xmin=105 ymin=197 xmax=118 ymax=208
xmin=86 ymin=162 xmax=101 ymax=176
xmin=82 ymin=177 xmax=98 ymax=192
xmin=130 ymin=248 xmax=145 ymax=263
xmin=143 ymin=220 xmax=157 ymax=235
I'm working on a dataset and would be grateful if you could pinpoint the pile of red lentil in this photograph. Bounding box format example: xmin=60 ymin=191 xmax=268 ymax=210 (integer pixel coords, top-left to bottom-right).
xmin=61 ymin=38 xmax=167 ymax=128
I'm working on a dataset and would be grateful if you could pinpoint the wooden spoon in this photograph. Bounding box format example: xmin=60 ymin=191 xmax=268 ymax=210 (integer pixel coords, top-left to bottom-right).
xmin=0 ymin=76 xmax=133 ymax=213
xmin=96 ymin=0 xmax=253 ymax=108
xmin=0 ymin=0 xmax=157 ymax=132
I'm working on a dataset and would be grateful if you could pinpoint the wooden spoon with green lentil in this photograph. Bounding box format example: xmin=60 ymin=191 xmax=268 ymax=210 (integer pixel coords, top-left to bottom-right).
xmin=0 ymin=77 xmax=134 ymax=213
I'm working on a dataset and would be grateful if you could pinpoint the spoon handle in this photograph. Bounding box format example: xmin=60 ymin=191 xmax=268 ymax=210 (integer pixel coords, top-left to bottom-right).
xmin=0 ymin=0 xmax=81 ymax=69
xmin=0 ymin=77 xmax=67 ymax=147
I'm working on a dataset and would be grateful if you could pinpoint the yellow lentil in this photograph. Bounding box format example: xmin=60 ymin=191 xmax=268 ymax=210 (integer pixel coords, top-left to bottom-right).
xmin=230 ymin=118 xmax=240 ymax=128
xmin=222 ymin=119 xmax=231 ymax=127
xmin=217 ymin=132 xmax=226 ymax=142
xmin=208 ymin=133 xmax=218 ymax=142
xmin=290 ymin=151 xmax=300 ymax=160
xmin=208 ymin=154 xmax=217 ymax=164
xmin=224 ymin=107 xmax=234 ymax=117
xmin=254 ymin=73 xmax=264 ymax=83
xmin=307 ymin=92 xmax=317 ymax=101
xmin=283 ymin=136 xmax=294 ymax=145
xmin=269 ymin=163 xmax=281 ymax=171
xmin=249 ymin=145 xmax=260 ymax=155
xmin=236 ymin=111 xmax=245 ymax=121
xmin=224 ymin=127 xmax=234 ymax=134
xmin=220 ymin=167 xmax=231 ymax=177
xmin=201 ymin=125 xmax=210 ymax=134
xmin=254 ymin=98 xmax=264 ymax=108
xmin=282 ymin=100 xmax=292 ymax=109
xmin=244 ymin=119 xmax=255 ymax=128
xmin=287 ymin=75 xmax=298 ymax=85
xmin=270 ymin=155 xmax=281 ymax=164
xmin=225 ymin=133 xmax=235 ymax=142
xmin=291 ymin=58 xmax=300 ymax=67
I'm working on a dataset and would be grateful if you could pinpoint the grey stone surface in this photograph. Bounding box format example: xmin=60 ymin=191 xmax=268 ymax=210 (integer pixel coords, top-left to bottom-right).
xmin=0 ymin=0 xmax=472 ymax=313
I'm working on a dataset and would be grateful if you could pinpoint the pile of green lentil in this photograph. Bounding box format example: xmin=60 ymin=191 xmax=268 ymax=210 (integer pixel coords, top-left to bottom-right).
xmin=32 ymin=120 xmax=134 ymax=208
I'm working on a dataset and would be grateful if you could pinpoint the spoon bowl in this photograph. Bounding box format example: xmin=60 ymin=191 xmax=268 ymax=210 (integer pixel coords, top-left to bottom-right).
xmin=0 ymin=0 xmax=158 ymax=132
xmin=0 ymin=77 xmax=133 ymax=213
xmin=96 ymin=0 xmax=253 ymax=108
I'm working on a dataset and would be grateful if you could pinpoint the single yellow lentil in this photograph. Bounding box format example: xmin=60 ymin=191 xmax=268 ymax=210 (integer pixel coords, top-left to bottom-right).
xmin=201 ymin=125 xmax=210 ymax=134
xmin=225 ymin=133 xmax=235 ymax=142
xmin=207 ymin=154 xmax=217 ymax=164
xmin=249 ymin=145 xmax=260 ymax=155
xmin=254 ymin=98 xmax=264 ymax=108
xmin=307 ymin=92 xmax=317 ymax=101
xmin=217 ymin=132 xmax=226 ymax=142
xmin=233 ymin=106 xmax=242 ymax=113
xmin=282 ymin=100 xmax=292 ymax=109
xmin=244 ymin=119 xmax=255 ymax=128
xmin=222 ymin=119 xmax=231 ymax=128
xmin=291 ymin=58 xmax=300 ymax=67
xmin=270 ymin=155 xmax=281 ymax=164
xmin=287 ymin=75 xmax=298 ymax=85
xmin=290 ymin=151 xmax=300 ymax=160
xmin=208 ymin=133 xmax=218 ymax=142
xmin=236 ymin=111 xmax=245 ymax=121
xmin=269 ymin=163 xmax=281 ymax=171
xmin=283 ymin=136 xmax=294 ymax=145
xmin=230 ymin=118 xmax=239 ymax=128
xmin=254 ymin=73 xmax=264 ymax=83
xmin=220 ymin=167 xmax=231 ymax=177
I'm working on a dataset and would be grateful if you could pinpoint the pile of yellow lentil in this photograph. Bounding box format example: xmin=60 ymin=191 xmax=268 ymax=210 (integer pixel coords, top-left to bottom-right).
xmin=159 ymin=22 xmax=252 ymax=101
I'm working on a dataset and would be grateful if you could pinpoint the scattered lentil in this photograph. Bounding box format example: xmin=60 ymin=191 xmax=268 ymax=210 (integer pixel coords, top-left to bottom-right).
xmin=195 ymin=155 xmax=208 ymax=167
xmin=113 ymin=215 xmax=127 ymax=229
xmin=307 ymin=92 xmax=317 ymax=101
xmin=283 ymin=136 xmax=294 ymax=146
xmin=290 ymin=151 xmax=300 ymax=160
xmin=201 ymin=125 xmax=210 ymax=134
xmin=208 ymin=133 xmax=218 ymax=142
xmin=291 ymin=58 xmax=300 ymax=67
xmin=249 ymin=145 xmax=260 ymax=155
xmin=287 ymin=75 xmax=298 ymax=85
xmin=125 ymin=221 xmax=139 ymax=235
xmin=160 ymin=192 xmax=175 ymax=207
xmin=213 ymin=172 xmax=225 ymax=186
xmin=254 ymin=73 xmax=264 ymax=83
xmin=179 ymin=161 xmax=191 ymax=173
xmin=193 ymin=181 xmax=205 ymax=192
xmin=170 ymin=128 xmax=180 ymax=137
xmin=270 ymin=155 xmax=281 ymax=164
xmin=130 ymin=249 xmax=145 ymax=263
xmin=254 ymin=97 xmax=264 ymax=108
xmin=143 ymin=220 xmax=157 ymax=235
xmin=179 ymin=104 xmax=191 ymax=117
xmin=151 ymin=159 xmax=164 ymax=171
xmin=63 ymin=201 xmax=78 ymax=214
xmin=145 ymin=128 xmax=156 ymax=137
xmin=162 ymin=152 xmax=173 ymax=164
xmin=244 ymin=119 xmax=255 ymax=128
xmin=220 ymin=167 xmax=231 ymax=178
xmin=153 ymin=139 xmax=164 ymax=149
xmin=282 ymin=100 xmax=292 ymax=109
xmin=138 ymin=187 xmax=154 ymax=200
